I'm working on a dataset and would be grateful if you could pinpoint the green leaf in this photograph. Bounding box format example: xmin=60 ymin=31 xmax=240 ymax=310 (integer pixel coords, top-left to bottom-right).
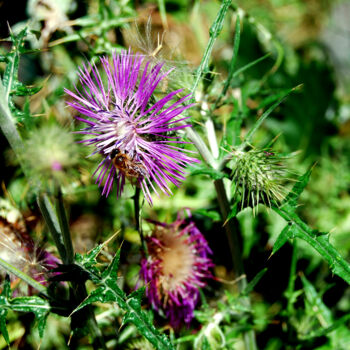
xmin=272 ymin=223 xmax=293 ymax=255
xmin=1 ymin=27 xmax=41 ymax=124
xmin=73 ymin=251 xmax=174 ymax=350
xmin=242 ymin=85 xmax=300 ymax=147
xmin=0 ymin=277 xmax=11 ymax=345
xmin=13 ymin=84 xmax=42 ymax=96
xmin=195 ymin=209 xmax=221 ymax=222
xmin=190 ymin=166 xmax=228 ymax=180
xmin=226 ymin=201 xmax=239 ymax=222
xmin=191 ymin=0 xmax=232 ymax=96
xmin=0 ymin=279 xmax=50 ymax=342
xmin=10 ymin=296 xmax=50 ymax=338
xmin=283 ymin=166 xmax=313 ymax=208
xmin=2 ymin=27 xmax=27 ymax=102
xmin=242 ymin=268 xmax=267 ymax=295
xmin=233 ymin=53 xmax=271 ymax=78
xmin=273 ymin=206 xmax=350 ymax=284
xmin=272 ymin=167 xmax=350 ymax=284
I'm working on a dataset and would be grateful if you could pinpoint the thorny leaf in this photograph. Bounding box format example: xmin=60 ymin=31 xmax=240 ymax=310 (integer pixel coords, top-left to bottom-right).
xmin=73 ymin=250 xmax=174 ymax=350
xmin=272 ymin=169 xmax=350 ymax=284
xmin=1 ymin=27 xmax=41 ymax=123
xmin=0 ymin=278 xmax=50 ymax=342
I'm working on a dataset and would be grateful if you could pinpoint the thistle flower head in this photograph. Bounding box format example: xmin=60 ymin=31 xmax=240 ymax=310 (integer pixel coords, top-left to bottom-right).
xmin=230 ymin=147 xmax=290 ymax=213
xmin=0 ymin=198 xmax=59 ymax=292
xmin=140 ymin=210 xmax=213 ymax=328
xmin=23 ymin=124 xmax=79 ymax=185
xmin=65 ymin=49 xmax=198 ymax=204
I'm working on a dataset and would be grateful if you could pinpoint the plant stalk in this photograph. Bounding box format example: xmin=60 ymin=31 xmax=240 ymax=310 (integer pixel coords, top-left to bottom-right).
xmin=214 ymin=179 xmax=257 ymax=350
xmin=134 ymin=186 xmax=147 ymax=254
xmin=55 ymin=188 xmax=75 ymax=265
xmin=286 ymin=239 xmax=297 ymax=315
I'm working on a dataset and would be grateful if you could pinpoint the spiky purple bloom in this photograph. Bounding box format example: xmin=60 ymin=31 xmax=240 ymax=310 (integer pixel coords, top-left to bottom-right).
xmin=65 ymin=49 xmax=198 ymax=204
xmin=140 ymin=210 xmax=213 ymax=328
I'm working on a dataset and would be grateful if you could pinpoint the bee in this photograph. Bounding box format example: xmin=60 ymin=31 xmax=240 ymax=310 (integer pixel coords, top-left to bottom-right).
xmin=110 ymin=149 xmax=147 ymax=180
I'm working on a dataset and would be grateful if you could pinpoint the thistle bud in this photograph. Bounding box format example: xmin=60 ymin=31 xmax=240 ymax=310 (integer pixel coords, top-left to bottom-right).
xmin=22 ymin=124 xmax=79 ymax=186
xmin=230 ymin=148 xmax=290 ymax=212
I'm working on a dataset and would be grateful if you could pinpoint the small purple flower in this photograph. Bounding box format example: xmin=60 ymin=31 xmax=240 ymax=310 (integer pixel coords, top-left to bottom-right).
xmin=140 ymin=209 xmax=213 ymax=328
xmin=65 ymin=49 xmax=198 ymax=204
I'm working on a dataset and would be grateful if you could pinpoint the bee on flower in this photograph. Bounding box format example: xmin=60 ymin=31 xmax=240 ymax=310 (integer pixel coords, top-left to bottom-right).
xmin=65 ymin=49 xmax=198 ymax=204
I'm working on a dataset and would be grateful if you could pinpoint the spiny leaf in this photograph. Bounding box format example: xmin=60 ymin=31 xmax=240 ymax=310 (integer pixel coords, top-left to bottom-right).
xmin=283 ymin=166 xmax=313 ymax=208
xmin=2 ymin=27 xmax=28 ymax=102
xmin=0 ymin=280 xmax=50 ymax=342
xmin=273 ymin=206 xmax=350 ymax=284
xmin=10 ymin=296 xmax=50 ymax=338
xmin=272 ymin=223 xmax=294 ymax=255
xmin=1 ymin=26 xmax=41 ymax=124
xmin=272 ymin=167 xmax=350 ymax=284
xmin=73 ymin=251 xmax=174 ymax=350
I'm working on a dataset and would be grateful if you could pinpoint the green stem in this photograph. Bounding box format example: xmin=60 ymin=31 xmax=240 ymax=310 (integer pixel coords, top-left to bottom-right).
xmin=55 ymin=188 xmax=74 ymax=264
xmin=71 ymin=281 xmax=107 ymax=350
xmin=214 ymin=180 xmax=245 ymax=286
xmin=0 ymin=78 xmax=32 ymax=182
xmin=0 ymin=257 xmax=48 ymax=296
xmin=190 ymin=0 xmax=232 ymax=97
xmin=134 ymin=186 xmax=146 ymax=254
xmin=214 ymin=179 xmax=257 ymax=350
xmin=37 ymin=194 xmax=68 ymax=264
xmin=286 ymin=239 xmax=298 ymax=315
xmin=212 ymin=15 xmax=241 ymax=111
xmin=185 ymin=127 xmax=216 ymax=168
xmin=158 ymin=0 xmax=168 ymax=29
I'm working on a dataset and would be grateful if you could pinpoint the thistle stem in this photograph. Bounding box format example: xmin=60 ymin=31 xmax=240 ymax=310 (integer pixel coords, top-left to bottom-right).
xmin=55 ymin=187 xmax=74 ymax=265
xmin=37 ymin=194 xmax=68 ymax=264
xmin=0 ymin=257 xmax=48 ymax=296
xmin=0 ymin=78 xmax=32 ymax=183
xmin=286 ymin=239 xmax=298 ymax=315
xmin=134 ymin=186 xmax=146 ymax=254
xmin=190 ymin=0 xmax=232 ymax=98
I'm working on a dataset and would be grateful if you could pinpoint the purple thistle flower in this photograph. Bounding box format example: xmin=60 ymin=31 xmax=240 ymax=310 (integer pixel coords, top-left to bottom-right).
xmin=65 ymin=49 xmax=198 ymax=204
xmin=140 ymin=209 xmax=213 ymax=328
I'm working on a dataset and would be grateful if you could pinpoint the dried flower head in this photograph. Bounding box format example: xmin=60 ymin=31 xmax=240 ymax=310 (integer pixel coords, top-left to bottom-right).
xmin=230 ymin=147 xmax=290 ymax=213
xmin=123 ymin=16 xmax=195 ymax=92
xmin=23 ymin=124 xmax=79 ymax=185
xmin=140 ymin=210 xmax=213 ymax=328
xmin=65 ymin=49 xmax=198 ymax=204
xmin=0 ymin=198 xmax=59 ymax=292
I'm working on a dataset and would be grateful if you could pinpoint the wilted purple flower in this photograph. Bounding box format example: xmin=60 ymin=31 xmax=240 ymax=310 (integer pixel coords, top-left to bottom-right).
xmin=65 ymin=49 xmax=198 ymax=204
xmin=140 ymin=209 xmax=213 ymax=328
xmin=0 ymin=198 xmax=59 ymax=294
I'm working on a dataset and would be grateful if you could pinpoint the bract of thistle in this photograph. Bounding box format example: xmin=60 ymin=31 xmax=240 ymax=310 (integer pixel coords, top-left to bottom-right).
xmin=65 ymin=49 xmax=198 ymax=204
xmin=230 ymin=147 xmax=291 ymax=213
xmin=140 ymin=210 xmax=213 ymax=328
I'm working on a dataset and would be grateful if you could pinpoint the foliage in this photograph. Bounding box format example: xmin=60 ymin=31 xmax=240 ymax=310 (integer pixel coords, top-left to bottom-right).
xmin=0 ymin=0 xmax=349 ymax=349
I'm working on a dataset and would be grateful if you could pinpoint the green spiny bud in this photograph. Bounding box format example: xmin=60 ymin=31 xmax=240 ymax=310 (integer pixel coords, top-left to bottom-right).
xmin=230 ymin=147 xmax=291 ymax=213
